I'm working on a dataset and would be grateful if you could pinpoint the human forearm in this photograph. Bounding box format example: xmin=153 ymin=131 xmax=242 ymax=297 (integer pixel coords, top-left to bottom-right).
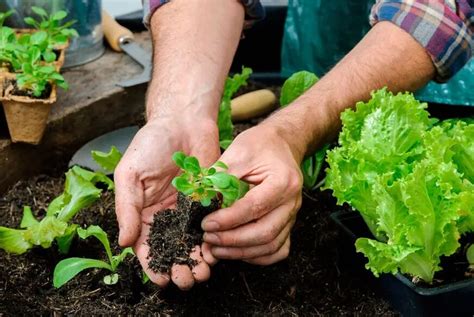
xmin=263 ymin=21 xmax=435 ymax=161
xmin=146 ymin=0 xmax=244 ymax=122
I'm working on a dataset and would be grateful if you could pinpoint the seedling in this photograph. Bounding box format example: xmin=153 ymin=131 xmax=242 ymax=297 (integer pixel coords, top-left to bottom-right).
xmin=0 ymin=9 xmax=14 ymax=27
xmin=218 ymin=67 xmax=252 ymax=149
xmin=280 ymin=70 xmax=329 ymax=190
xmin=171 ymin=151 xmax=249 ymax=208
xmin=53 ymin=225 xmax=134 ymax=288
xmin=16 ymin=59 xmax=68 ymax=97
xmin=24 ymin=7 xmax=78 ymax=49
xmin=0 ymin=26 xmax=16 ymax=66
xmin=91 ymin=145 xmax=123 ymax=173
xmin=0 ymin=166 xmax=113 ymax=255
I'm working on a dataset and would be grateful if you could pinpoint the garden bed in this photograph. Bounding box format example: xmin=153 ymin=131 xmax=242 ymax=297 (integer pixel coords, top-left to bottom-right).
xmin=0 ymin=80 xmax=396 ymax=315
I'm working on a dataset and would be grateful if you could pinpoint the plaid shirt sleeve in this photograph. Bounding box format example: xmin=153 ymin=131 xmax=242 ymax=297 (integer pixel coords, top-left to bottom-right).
xmin=143 ymin=0 xmax=264 ymax=28
xmin=370 ymin=0 xmax=473 ymax=82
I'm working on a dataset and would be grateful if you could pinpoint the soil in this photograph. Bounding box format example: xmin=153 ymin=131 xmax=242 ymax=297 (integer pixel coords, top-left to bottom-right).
xmin=0 ymin=171 xmax=398 ymax=316
xmin=10 ymin=80 xmax=52 ymax=100
xmin=147 ymin=193 xmax=220 ymax=273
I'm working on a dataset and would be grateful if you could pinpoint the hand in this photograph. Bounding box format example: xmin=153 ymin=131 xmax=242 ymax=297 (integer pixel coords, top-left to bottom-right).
xmin=201 ymin=124 xmax=303 ymax=265
xmin=114 ymin=117 xmax=220 ymax=290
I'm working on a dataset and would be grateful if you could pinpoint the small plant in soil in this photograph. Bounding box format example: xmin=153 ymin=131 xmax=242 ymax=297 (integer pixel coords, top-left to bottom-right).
xmin=53 ymin=225 xmax=134 ymax=288
xmin=146 ymin=152 xmax=249 ymax=274
xmin=280 ymin=70 xmax=329 ymax=191
xmin=0 ymin=166 xmax=113 ymax=255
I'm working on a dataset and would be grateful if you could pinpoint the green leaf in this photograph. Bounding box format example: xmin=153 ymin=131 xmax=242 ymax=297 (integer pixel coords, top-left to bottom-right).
xmin=213 ymin=161 xmax=228 ymax=170
xmin=71 ymin=166 xmax=114 ymax=190
xmin=27 ymin=216 xmax=68 ymax=248
xmin=103 ymin=273 xmax=119 ymax=285
xmin=0 ymin=227 xmax=32 ymax=254
xmin=91 ymin=146 xmax=123 ymax=173
xmin=208 ymin=172 xmax=232 ymax=189
xmin=142 ymin=271 xmax=150 ymax=284
xmin=56 ymin=224 xmax=78 ymax=254
xmin=42 ymin=50 xmax=56 ymax=63
xmin=172 ymin=151 xmax=186 ymax=169
xmin=172 ymin=176 xmax=194 ymax=194
xmin=280 ymin=71 xmax=318 ymax=107
xmin=52 ymin=11 xmax=67 ymax=21
xmin=30 ymin=31 xmax=48 ymax=46
xmin=55 ymin=169 xmax=103 ymax=222
xmin=53 ymin=257 xmax=112 ymax=288
xmin=110 ymin=247 xmax=134 ymax=271
xmin=32 ymin=6 xmax=48 ymax=18
xmin=20 ymin=206 xmax=39 ymax=228
xmin=77 ymin=225 xmax=113 ymax=265
xmin=24 ymin=17 xmax=38 ymax=27
xmin=183 ymin=156 xmax=201 ymax=175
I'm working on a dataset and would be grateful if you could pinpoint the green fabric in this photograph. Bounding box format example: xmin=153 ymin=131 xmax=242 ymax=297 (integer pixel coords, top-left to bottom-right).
xmin=281 ymin=0 xmax=474 ymax=106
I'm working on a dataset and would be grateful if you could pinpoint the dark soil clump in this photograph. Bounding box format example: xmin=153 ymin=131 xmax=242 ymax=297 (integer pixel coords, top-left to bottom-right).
xmin=147 ymin=193 xmax=219 ymax=273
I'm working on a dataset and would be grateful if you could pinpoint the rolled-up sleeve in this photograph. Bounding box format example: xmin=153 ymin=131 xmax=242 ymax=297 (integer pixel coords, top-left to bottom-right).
xmin=143 ymin=0 xmax=264 ymax=28
xmin=370 ymin=0 xmax=473 ymax=82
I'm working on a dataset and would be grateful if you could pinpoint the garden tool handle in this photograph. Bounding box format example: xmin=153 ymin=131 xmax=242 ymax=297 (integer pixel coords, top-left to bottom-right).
xmin=102 ymin=11 xmax=134 ymax=52
xmin=231 ymin=89 xmax=277 ymax=122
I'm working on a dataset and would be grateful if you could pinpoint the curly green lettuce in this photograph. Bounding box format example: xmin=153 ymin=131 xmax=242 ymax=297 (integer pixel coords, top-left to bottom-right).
xmin=324 ymin=88 xmax=474 ymax=283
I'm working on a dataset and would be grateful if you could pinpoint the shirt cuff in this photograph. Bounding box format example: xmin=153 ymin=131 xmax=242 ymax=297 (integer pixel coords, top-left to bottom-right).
xmin=370 ymin=0 xmax=473 ymax=82
xmin=143 ymin=0 xmax=264 ymax=28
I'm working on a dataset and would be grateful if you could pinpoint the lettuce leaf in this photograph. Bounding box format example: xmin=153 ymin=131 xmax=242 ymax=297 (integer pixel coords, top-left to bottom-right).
xmin=218 ymin=67 xmax=252 ymax=149
xmin=91 ymin=146 xmax=122 ymax=173
xmin=324 ymin=88 xmax=474 ymax=283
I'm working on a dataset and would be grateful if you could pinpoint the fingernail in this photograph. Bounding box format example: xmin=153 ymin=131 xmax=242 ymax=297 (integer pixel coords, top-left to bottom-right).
xmin=203 ymin=233 xmax=220 ymax=244
xmin=202 ymin=220 xmax=220 ymax=231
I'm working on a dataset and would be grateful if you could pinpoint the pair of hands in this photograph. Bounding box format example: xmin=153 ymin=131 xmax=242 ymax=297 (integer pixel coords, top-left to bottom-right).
xmin=114 ymin=116 xmax=303 ymax=290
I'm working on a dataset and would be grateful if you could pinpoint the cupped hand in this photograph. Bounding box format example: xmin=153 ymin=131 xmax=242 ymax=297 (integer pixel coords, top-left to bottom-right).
xmin=201 ymin=124 xmax=303 ymax=265
xmin=114 ymin=117 xmax=220 ymax=290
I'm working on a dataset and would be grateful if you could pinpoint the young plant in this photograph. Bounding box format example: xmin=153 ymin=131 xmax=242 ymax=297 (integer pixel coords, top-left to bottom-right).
xmin=0 ymin=26 xmax=16 ymax=66
xmin=91 ymin=145 xmax=123 ymax=173
xmin=218 ymin=67 xmax=252 ymax=149
xmin=171 ymin=151 xmax=249 ymax=208
xmin=53 ymin=225 xmax=134 ymax=288
xmin=15 ymin=53 xmax=68 ymax=97
xmin=24 ymin=6 xmax=78 ymax=49
xmin=280 ymin=70 xmax=329 ymax=190
xmin=0 ymin=166 xmax=113 ymax=255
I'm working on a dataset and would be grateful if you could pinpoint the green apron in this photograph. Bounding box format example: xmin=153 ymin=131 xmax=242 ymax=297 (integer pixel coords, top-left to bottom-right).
xmin=281 ymin=0 xmax=474 ymax=106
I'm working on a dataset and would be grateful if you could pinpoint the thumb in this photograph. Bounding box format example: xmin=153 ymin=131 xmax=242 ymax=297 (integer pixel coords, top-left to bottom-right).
xmin=114 ymin=165 xmax=143 ymax=247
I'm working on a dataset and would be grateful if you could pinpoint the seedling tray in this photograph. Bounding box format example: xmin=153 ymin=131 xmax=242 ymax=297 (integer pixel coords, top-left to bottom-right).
xmin=330 ymin=210 xmax=474 ymax=317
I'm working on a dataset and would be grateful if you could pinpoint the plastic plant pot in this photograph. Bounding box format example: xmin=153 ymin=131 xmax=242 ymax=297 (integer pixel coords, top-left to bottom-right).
xmin=330 ymin=210 xmax=474 ymax=317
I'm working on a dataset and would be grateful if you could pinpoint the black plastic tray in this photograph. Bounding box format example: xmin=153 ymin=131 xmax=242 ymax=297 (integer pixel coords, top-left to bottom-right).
xmin=330 ymin=211 xmax=474 ymax=317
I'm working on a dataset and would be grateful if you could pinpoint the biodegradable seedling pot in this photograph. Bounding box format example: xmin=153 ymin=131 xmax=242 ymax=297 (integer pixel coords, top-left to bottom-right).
xmin=0 ymin=76 xmax=57 ymax=144
xmin=331 ymin=211 xmax=474 ymax=317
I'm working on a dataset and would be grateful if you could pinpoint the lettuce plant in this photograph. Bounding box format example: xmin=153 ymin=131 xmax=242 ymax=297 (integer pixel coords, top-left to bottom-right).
xmin=0 ymin=166 xmax=113 ymax=254
xmin=171 ymin=151 xmax=249 ymax=208
xmin=218 ymin=67 xmax=252 ymax=149
xmin=280 ymin=71 xmax=329 ymax=190
xmin=91 ymin=145 xmax=123 ymax=173
xmin=53 ymin=225 xmax=134 ymax=288
xmin=324 ymin=88 xmax=474 ymax=283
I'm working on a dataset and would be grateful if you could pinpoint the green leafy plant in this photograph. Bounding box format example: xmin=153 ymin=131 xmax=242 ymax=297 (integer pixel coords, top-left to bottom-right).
xmin=218 ymin=67 xmax=252 ymax=149
xmin=24 ymin=6 xmax=78 ymax=49
xmin=280 ymin=70 xmax=329 ymax=190
xmin=53 ymin=225 xmax=134 ymax=288
xmin=0 ymin=26 xmax=16 ymax=66
xmin=171 ymin=151 xmax=249 ymax=208
xmin=324 ymin=88 xmax=474 ymax=283
xmin=0 ymin=166 xmax=113 ymax=255
xmin=16 ymin=61 xmax=68 ymax=97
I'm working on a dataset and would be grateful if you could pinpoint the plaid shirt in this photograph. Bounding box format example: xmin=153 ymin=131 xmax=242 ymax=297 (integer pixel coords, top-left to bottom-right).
xmin=144 ymin=0 xmax=473 ymax=82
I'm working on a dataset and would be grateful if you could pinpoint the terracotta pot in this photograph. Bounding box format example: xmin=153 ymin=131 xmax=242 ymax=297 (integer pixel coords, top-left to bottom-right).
xmin=0 ymin=75 xmax=57 ymax=144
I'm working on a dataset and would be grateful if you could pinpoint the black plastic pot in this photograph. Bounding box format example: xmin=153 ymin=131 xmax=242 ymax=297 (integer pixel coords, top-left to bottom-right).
xmin=331 ymin=211 xmax=474 ymax=317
